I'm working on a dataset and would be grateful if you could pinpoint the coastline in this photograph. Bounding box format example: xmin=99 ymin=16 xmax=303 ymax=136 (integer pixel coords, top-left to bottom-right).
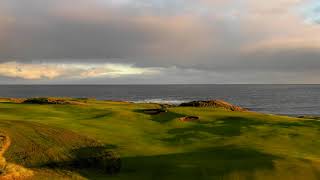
xmin=0 ymin=97 xmax=320 ymax=120
xmin=0 ymin=84 xmax=319 ymax=115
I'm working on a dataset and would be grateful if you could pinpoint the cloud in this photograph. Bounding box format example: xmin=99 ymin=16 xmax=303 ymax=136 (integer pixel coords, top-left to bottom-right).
xmin=0 ymin=62 xmax=65 ymax=80
xmin=0 ymin=0 xmax=320 ymax=83
xmin=0 ymin=62 xmax=160 ymax=80
xmin=242 ymin=37 xmax=320 ymax=53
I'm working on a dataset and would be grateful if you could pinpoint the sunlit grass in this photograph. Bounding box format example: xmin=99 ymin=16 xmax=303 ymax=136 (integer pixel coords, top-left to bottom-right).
xmin=0 ymin=99 xmax=320 ymax=179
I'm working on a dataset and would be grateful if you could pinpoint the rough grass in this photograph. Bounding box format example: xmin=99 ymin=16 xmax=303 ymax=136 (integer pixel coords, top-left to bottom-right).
xmin=0 ymin=133 xmax=34 ymax=179
xmin=1 ymin=99 xmax=320 ymax=179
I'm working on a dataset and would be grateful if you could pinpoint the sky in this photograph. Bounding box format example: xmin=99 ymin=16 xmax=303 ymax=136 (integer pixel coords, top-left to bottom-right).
xmin=0 ymin=0 xmax=320 ymax=84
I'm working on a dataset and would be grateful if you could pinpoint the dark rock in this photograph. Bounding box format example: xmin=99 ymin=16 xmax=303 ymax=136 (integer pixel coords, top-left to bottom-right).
xmin=143 ymin=109 xmax=167 ymax=115
xmin=298 ymin=116 xmax=320 ymax=120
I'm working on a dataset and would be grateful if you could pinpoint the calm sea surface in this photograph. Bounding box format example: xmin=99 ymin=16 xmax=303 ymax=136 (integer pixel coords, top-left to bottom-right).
xmin=0 ymin=85 xmax=319 ymax=116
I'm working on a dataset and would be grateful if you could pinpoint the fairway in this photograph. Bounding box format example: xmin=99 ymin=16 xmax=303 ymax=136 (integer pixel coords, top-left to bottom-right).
xmin=1 ymin=99 xmax=320 ymax=179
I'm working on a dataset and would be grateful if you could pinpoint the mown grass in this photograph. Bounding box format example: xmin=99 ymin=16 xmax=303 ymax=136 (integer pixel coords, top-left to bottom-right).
xmin=1 ymin=99 xmax=320 ymax=179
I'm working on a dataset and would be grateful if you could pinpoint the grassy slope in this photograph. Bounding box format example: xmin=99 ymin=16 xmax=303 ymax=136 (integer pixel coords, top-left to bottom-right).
xmin=0 ymin=99 xmax=320 ymax=179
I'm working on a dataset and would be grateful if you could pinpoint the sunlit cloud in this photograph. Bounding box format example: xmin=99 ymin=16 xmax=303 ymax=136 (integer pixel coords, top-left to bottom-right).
xmin=242 ymin=37 xmax=320 ymax=53
xmin=0 ymin=62 xmax=160 ymax=80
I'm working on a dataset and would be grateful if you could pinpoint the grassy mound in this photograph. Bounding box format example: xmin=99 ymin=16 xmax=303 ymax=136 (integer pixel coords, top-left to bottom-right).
xmin=180 ymin=99 xmax=247 ymax=111
xmin=23 ymin=97 xmax=85 ymax=105
xmin=0 ymin=98 xmax=26 ymax=103
xmin=0 ymin=120 xmax=99 ymax=167
xmin=0 ymin=134 xmax=34 ymax=179
xmin=0 ymin=99 xmax=320 ymax=179
xmin=0 ymin=119 xmax=121 ymax=178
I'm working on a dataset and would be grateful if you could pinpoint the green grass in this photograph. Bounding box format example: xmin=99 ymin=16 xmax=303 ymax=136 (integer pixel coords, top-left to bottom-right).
xmin=1 ymin=99 xmax=320 ymax=179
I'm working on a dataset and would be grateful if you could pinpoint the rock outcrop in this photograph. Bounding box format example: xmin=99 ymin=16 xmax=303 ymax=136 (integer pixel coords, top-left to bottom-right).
xmin=179 ymin=100 xmax=247 ymax=112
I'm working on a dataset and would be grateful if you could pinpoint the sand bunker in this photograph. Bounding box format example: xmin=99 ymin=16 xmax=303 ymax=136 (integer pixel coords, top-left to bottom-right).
xmin=180 ymin=116 xmax=200 ymax=122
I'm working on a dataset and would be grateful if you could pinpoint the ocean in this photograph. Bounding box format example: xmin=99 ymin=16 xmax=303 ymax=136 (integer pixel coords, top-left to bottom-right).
xmin=0 ymin=84 xmax=319 ymax=116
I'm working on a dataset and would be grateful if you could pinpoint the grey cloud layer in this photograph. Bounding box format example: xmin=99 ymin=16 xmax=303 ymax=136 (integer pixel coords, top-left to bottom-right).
xmin=0 ymin=0 xmax=320 ymax=83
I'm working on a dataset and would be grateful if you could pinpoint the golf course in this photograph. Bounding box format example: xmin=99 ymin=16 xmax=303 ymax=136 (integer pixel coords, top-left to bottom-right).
xmin=0 ymin=98 xmax=320 ymax=179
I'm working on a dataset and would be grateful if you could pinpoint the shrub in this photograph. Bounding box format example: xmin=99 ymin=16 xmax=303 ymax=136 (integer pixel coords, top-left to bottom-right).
xmin=23 ymin=98 xmax=68 ymax=104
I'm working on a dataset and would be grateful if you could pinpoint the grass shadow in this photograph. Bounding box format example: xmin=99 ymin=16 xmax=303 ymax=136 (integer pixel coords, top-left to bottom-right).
xmin=273 ymin=121 xmax=310 ymax=128
xmin=41 ymin=145 xmax=121 ymax=178
xmin=90 ymin=112 xmax=113 ymax=119
xmin=134 ymin=109 xmax=185 ymax=123
xmin=163 ymin=117 xmax=265 ymax=144
xmin=162 ymin=115 xmax=316 ymax=144
xmin=116 ymin=145 xmax=280 ymax=180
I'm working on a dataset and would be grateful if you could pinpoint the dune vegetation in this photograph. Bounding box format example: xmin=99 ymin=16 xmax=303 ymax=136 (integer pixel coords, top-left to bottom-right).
xmin=0 ymin=98 xmax=320 ymax=179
